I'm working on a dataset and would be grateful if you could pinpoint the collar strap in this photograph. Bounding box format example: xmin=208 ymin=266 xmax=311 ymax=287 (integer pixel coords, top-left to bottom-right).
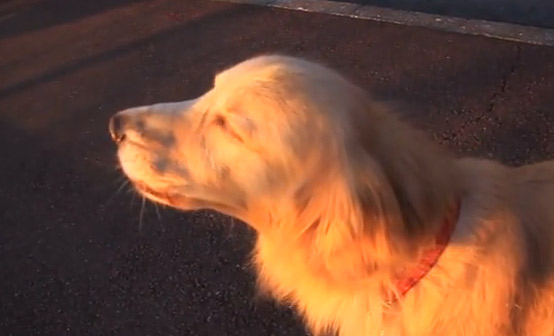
xmin=386 ymin=199 xmax=461 ymax=304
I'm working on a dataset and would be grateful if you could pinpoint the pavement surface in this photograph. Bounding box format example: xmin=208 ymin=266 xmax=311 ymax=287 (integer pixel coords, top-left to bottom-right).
xmin=1 ymin=0 xmax=553 ymax=335
xmin=327 ymin=0 xmax=554 ymax=28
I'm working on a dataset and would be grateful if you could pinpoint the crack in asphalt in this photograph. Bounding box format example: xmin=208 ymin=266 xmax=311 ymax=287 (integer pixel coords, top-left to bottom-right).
xmin=487 ymin=45 xmax=522 ymax=115
xmin=441 ymin=45 xmax=523 ymax=144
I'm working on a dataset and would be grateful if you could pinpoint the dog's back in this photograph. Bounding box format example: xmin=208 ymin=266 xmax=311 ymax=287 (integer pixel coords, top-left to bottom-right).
xmin=512 ymin=161 xmax=554 ymax=335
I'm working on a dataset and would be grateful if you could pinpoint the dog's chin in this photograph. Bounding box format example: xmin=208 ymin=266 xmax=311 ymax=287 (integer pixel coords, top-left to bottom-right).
xmin=130 ymin=180 xmax=199 ymax=210
xmin=131 ymin=180 xmax=238 ymax=215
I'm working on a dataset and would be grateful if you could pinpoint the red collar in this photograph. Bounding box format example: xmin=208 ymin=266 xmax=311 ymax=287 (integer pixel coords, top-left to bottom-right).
xmin=386 ymin=200 xmax=461 ymax=304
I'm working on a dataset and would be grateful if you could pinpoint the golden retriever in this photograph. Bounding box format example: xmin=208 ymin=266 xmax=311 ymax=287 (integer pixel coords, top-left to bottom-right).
xmin=108 ymin=55 xmax=554 ymax=336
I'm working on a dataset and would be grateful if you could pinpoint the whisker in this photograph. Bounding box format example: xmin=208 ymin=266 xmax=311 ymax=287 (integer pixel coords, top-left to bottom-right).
xmin=99 ymin=178 xmax=131 ymax=213
xmin=229 ymin=216 xmax=236 ymax=231
xmin=115 ymin=179 xmax=130 ymax=194
xmin=139 ymin=196 xmax=146 ymax=233
xmin=88 ymin=173 xmax=125 ymax=193
xmin=113 ymin=160 xmax=123 ymax=172
xmin=154 ymin=203 xmax=162 ymax=221
xmin=130 ymin=190 xmax=138 ymax=208
xmin=222 ymin=214 xmax=238 ymax=240
xmin=126 ymin=185 xmax=137 ymax=194
xmin=105 ymin=175 xmax=126 ymax=187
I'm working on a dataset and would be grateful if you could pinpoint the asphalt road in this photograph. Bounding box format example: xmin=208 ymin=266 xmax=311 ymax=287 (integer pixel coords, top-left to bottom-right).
xmin=1 ymin=0 xmax=553 ymax=335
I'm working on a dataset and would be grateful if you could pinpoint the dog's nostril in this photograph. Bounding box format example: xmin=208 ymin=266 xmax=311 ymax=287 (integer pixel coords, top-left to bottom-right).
xmin=109 ymin=114 xmax=126 ymax=143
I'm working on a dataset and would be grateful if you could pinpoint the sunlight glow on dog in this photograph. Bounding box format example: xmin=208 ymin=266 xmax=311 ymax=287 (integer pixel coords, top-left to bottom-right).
xmin=109 ymin=55 xmax=554 ymax=336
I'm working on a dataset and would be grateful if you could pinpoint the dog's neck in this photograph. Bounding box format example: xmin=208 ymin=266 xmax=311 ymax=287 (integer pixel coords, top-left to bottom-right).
xmin=386 ymin=198 xmax=461 ymax=303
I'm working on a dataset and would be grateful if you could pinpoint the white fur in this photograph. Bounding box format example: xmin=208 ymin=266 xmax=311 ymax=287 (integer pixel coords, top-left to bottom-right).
xmin=112 ymin=55 xmax=554 ymax=336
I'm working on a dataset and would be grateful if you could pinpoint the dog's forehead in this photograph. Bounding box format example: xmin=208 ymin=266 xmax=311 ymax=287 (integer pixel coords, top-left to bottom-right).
xmin=215 ymin=55 xmax=307 ymax=87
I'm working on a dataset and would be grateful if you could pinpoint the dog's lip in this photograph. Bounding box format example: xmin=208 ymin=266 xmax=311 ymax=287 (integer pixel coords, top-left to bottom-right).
xmin=134 ymin=181 xmax=162 ymax=197
xmin=131 ymin=180 xmax=199 ymax=208
xmin=132 ymin=180 xmax=180 ymax=205
xmin=131 ymin=179 xmax=238 ymax=213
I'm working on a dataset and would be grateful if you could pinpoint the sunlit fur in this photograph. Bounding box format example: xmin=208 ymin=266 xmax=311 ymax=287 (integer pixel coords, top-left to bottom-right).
xmin=112 ymin=55 xmax=554 ymax=336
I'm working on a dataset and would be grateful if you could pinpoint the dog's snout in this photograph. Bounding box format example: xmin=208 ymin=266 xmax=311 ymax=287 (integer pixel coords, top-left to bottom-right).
xmin=109 ymin=113 xmax=126 ymax=143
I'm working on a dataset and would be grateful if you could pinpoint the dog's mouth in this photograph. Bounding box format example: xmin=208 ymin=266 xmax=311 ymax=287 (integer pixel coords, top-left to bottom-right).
xmin=132 ymin=180 xmax=180 ymax=207
xmin=130 ymin=179 xmax=238 ymax=214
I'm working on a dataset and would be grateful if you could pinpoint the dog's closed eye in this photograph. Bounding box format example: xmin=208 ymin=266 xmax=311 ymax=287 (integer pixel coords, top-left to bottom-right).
xmin=213 ymin=115 xmax=227 ymax=128
xmin=213 ymin=115 xmax=243 ymax=142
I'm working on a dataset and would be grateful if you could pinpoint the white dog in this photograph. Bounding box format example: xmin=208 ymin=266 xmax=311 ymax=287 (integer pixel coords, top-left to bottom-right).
xmin=109 ymin=55 xmax=554 ymax=336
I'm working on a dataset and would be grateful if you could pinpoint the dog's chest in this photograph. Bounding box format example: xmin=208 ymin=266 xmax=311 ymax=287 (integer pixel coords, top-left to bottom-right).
xmin=252 ymin=235 xmax=394 ymax=335
xmin=251 ymin=234 xmax=502 ymax=336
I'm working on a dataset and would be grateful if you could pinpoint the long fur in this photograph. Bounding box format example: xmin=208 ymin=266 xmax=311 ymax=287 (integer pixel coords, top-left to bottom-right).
xmin=112 ymin=54 xmax=554 ymax=336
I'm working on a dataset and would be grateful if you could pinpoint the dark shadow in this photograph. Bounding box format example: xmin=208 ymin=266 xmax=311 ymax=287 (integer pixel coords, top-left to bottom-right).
xmin=0 ymin=4 xmax=258 ymax=98
xmin=0 ymin=0 xmax=149 ymax=40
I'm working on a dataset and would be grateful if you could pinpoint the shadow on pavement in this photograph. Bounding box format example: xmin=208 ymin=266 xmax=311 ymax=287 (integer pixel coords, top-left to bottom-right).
xmin=0 ymin=0 xmax=150 ymax=40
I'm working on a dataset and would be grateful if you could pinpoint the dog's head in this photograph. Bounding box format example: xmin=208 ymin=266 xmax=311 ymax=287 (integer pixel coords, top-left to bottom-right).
xmin=110 ymin=56 xmax=364 ymax=216
xmin=110 ymin=55 xmax=456 ymax=268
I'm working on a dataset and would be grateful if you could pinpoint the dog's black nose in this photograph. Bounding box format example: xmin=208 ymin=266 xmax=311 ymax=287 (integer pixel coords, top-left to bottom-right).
xmin=109 ymin=113 xmax=126 ymax=143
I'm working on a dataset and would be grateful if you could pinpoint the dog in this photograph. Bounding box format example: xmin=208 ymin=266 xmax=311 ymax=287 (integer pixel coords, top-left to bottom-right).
xmin=108 ymin=55 xmax=554 ymax=336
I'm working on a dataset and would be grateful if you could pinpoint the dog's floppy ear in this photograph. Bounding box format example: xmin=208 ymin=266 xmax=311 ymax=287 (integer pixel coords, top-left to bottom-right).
xmin=349 ymin=149 xmax=416 ymax=254
xmin=293 ymin=146 xmax=416 ymax=278
xmin=294 ymin=94 xmax=457 ymax=277
xmin=346 ymin=97 xmax=458 ymax=263
xmin=359 ymin=99 xmax=458 ymax=234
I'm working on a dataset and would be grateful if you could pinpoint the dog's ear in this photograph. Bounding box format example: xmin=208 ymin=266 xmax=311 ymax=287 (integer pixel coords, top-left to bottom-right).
xmin=349 ymin=150 xmax=415 ymax=250
xmin=293 ymin=148 xmax=416 ymax=277
xmin=348 ymin=97 xmax=458 ymax=255
xmin=294 ymin=94 xmax=458 ymax=276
